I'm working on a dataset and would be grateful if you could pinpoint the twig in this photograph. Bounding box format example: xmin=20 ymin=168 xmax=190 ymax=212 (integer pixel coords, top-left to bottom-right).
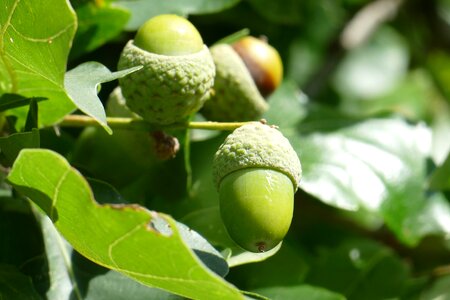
xmin=59 ymin=114 xmax=252 ymax=132
xmin=432 ymin=264 xmax=450 ymax=277
xmin=304 ymin=0 xmax=405 ymax=97
xmin=340 ymin=0 xmax=405 ymax=49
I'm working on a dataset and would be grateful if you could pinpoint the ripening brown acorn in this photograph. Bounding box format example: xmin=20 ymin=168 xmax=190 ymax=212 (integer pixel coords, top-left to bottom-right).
xmin=232 ymin=36 xmax=283 ymax=97
xmin=202 ymin=36 xmax=283 ymax=122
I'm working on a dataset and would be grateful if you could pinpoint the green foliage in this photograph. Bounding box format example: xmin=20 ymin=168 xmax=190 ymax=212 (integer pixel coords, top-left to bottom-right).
xmin=115 ymin=0 xmax=240 ymax=30
xmin=430 ymin=153 xmax=450 ymax=191
xmin=0 ymin=264 xmax=41 ymax=300
xmin=305 ymin=239 xmax=410 ymax=299
xmin=70 ymin=1 xmax=130 ymax=60
xmin=1 ymin=0 xmax=450 ymax=299
xmin=0 ymin=129 xmax=39 ymax=166
xmin=7 ymin=149 xmax=239 ymax=299
xmin=253 ymin=285 xmax=346 ymax=300
xmin=0 ymin=0 xmax=77 ymax=126
xmin=297 ymin=118 xmax=444 ymax=245
xmin=64 ymin=62 xmax=141 ymax=134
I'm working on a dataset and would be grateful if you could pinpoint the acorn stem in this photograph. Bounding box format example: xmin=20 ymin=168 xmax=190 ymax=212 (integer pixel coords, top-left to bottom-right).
xmin=59 ymin=114 xmax=254 ymax=131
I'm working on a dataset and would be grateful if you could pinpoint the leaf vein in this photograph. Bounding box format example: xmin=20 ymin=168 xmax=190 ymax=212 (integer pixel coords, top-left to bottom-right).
xmin=108 ymin=223 xmax=142 ymax=267
xmin=118 ymin=268 xmax=212 ymax=285
xmin=0 ymin=0 xmax=21 ymax=92
xmin=9 ymin=22 xmax=75 ymax=43
xmin=5 ymin=52 xmax=61 ymax=88
xmin=107 ymin=223 xmax=215 ymax=285
xmin=0 ymin=0 xmax=20 ymax=38
xmin=50 ymin=167 xmax=70 ymax=220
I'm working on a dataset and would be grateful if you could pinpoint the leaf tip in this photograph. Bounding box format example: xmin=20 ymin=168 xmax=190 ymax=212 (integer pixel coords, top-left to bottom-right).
xmin=103 ymin=124 xmax=113 ymax=135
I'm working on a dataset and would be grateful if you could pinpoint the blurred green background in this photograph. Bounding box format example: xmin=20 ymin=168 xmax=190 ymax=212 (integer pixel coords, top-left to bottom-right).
xmin=2 ymin=0 xmax=450 ymax=299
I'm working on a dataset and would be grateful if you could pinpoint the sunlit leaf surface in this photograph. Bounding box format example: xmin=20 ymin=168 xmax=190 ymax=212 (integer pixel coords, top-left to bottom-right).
xmin=64 ymin=62 xmax=142 ymax=134
xmin=0 ymin=0 xmax=77 ymax=126
xmin=7 ymin=149 xmax=243 ymax=300
xmin=295 ymin=118 xmax=450 ymax=245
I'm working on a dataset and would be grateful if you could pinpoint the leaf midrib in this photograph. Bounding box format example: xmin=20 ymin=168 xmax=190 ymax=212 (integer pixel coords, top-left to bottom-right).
xmin=0 ymin=0 xmax=20 ymax=92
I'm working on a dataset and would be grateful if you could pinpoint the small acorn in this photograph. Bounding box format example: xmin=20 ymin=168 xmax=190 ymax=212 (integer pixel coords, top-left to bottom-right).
xmin=232 ymin=36 xmax=283 ymax=97
xmin=213 ymin=122 xmax=301 ymax=252
xmin=118 ymin=14 xmax=215 ymax=125
xmin=201 ymin=36 xmax=283 ymax=122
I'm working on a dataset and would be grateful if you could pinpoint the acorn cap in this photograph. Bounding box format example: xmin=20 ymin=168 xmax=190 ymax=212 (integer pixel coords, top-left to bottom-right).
xmin=106 ymin=86 xmax=140 ymax=118
xmin=201 ymin=44 xmax=268 ymax=121
xmin=213 ymin=122 xmax=302 ymax=191
xmin=118 ymin=40 xmax=215 ymax=125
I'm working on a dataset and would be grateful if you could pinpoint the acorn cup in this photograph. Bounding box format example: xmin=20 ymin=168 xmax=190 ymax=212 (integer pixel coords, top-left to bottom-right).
xmin=202 ymin=36 xmax=283 ymax=122
xmin=117 ymin=14 xmax=215 ymax=125
xmin=213 ymin=122 xmax=302 ymax=252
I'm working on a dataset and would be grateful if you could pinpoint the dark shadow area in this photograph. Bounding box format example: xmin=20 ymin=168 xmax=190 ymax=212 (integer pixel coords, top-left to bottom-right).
xmin=0 ymin=196 xmax=50 ymax=296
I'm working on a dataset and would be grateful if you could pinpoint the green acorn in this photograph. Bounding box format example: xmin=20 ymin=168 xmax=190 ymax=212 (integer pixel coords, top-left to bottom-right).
xmin=213 ymin=122 xmax=301 ymax=252
xmin=202 ymin=36 xmax=283 ymax=122
xmin=118 ymin=14 xmax=215 ymax=125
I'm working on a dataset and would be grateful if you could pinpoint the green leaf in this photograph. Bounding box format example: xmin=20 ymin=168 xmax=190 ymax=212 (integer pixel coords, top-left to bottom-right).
xmin=285 ymin=38 xmax=324 ymax=86
xmin=227 ymin=244 xmax=309 ymax=289
xmin=0 ymin=264 xmax=42 ymax=300
xmin=419 ymin=275 xmax=450 ymax=300
xmin=340 ymin=70 xmax=439 ymax=121
xmin=37 ymin=210 xmax=78 ymax=300
xmin=64 ymin=62 xmax=142 ymax=134
xmin=115 ymin=0 xmax=241 ymax=30
xmin=37 ymin=208 xmax=184 ymax=300
xmin=82 ymin=269 xmax=184 ymax=300
xmin=213 ymin=28 xmax=250 ymax=46
xmin=295 ymin=117 xmax=450 ymax=245
xmin=333 ymin=27 xmax=409 ymax=100
xmin=430 ymin=101 xmax=450 ymax=165
xmin=7 ymin=149 xmax=243 ymax=300
xmin=70 ymin=1 xmax=130 ymax=59
xmin=0 ymin=129 xmax=39 ymax=166
xmin=263 ymin=80 xmax=307 ymax=130
xmin=305 ymin=239 xmax=410 ymax=299
xmin=88 ymin=177 xmax=127 ymax=205
xmin=0 ymin=94 xmax=46 ymax=112
xmin=0 ymin=196 xmax=52 ymax=297
xmin=181 ymin=206 xmax=234 ymax=248
xmin=25 ymin=99 xmax=38 ymax=131
xmin=0 ymin=0 xmax=77 ymax=126
xmin=165 ymin=220 xmax=229 ymax=278
xmin=0 ymin=196 xmax=45 ymax=269
xmin=246 ymin=0 xmax=303 ymax=25
xmin=438 ymin=0 xmax=450 ymax=26
xmin=427 ymin=51 xmax=450 ymax=103
xmin=429 ymin=153 xmax=450 ymax=191
xmin=253 ymin=285 xmax=346 ymax=300
xmin=226 ymin=244 xmax=282 ymax=268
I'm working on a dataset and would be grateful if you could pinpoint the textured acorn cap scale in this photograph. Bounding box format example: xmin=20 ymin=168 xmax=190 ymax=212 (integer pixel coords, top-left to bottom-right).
xmin=118 ymin=41 xmax=215 ymax=125
xmin=213 ymin=122 xmax=302 ymax=191
xmin=201 ymin=44 xmax=269 ymax=121
xmin=106 ymin=86 xmax=140 ymax=118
